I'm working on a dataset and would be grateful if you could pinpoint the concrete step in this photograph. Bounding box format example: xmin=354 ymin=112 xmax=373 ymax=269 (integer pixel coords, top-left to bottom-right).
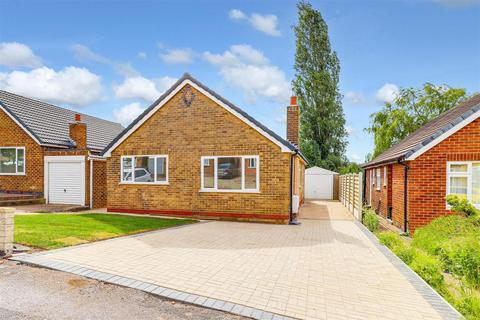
xmin=0 ymin=198 xmax=46 ymax=207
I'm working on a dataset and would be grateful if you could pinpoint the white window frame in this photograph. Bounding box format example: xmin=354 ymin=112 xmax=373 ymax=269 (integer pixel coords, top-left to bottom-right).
xmin=0 ymin=146 xmax=26 ymax=176
xmin=384 ymin=166 xmax=387 ymax=187
xmin=376 ymin=168 xmax=381 ymax=191
xmin=120 ymin=155 xmax=169 ymax=185
xmin=446 ymin=161 xmax=479 ymax=208
xmin=200 ymin=155 xmax=260 ymax=193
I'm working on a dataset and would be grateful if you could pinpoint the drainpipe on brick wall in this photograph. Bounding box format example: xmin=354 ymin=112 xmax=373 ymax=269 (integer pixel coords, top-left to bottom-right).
xmin=397 ymin=159 xmax=410 ymax=233
xmin=289 ymin=151 xmax=301 ymax=225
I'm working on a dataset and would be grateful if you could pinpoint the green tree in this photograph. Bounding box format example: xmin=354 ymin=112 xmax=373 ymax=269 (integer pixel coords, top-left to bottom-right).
xmin=366 ymin=83 xmax=468 ymax=158
xmin=292 ymin=1 xmax=347 ymax=171
xmin=339 ymin=162 xmax=363 ymax=174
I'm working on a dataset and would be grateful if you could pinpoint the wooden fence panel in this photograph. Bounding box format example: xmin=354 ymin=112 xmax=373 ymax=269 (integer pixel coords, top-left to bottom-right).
xmin=339 ymin=173 xmax=363 ymax=220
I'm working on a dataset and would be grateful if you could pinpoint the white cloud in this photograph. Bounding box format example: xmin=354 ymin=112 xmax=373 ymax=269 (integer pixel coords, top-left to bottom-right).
xmin=137 ymin=52 xmax=147 ymax=59
xmin=376 ymin=83 xmax=400 ymax=104
xmin=113 ymin=102 xmax=144 ymax=126
xmin=204 ymin=44 xmax=290 ymax=103
xmin=0 ymin=42 xmax=42 ymax=68
xmin=71 ymin=44 xmax=139 ymax=77
xmin=0 ymin=66 xmax=102 ymax=107
xmin=229 ymin=9 xmax=281 ymax=37
xmin=229 ymin=9 xmax=247 ymax=20
xmin=159 ymin=48 xmax=194 ymax=64
xmin=114 ymin=76 xmax=177 ymax=102
xmin=344 ymin=91 xmax=365 ymax=105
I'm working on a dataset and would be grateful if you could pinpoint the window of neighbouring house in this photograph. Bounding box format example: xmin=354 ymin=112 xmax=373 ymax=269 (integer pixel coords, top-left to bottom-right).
xmin=376 ymin=168 xmax=381 ymax=190
xmin=447 ymin=162 xmax=480 ymax=207
xmin=384 ymin=167 xmax=387 ymax=186
xmin=0 ymin=147 xmax=25 ymax=175
xmin=200 ymin=156 xmax=259 ymax=192
xmin=121 ymin=155 xmax=168 ymax=184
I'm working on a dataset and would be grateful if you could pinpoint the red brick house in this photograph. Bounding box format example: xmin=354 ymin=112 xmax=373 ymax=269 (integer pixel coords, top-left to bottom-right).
xmin=362 ymin=94 xmax=480 ymax=233
xmin=0 ymin=91 xmax=124 ymax=208
xmin=102 ymin=73 xmax=306 ymax=223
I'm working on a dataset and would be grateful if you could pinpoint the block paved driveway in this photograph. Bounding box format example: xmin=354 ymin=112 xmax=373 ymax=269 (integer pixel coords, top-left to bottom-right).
xmin=14 ymin=201 xmax=460 ymax=320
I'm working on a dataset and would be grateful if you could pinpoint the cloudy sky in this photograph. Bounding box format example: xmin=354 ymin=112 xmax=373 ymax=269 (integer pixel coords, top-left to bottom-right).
xmin=0 ymin=0 xmax=479 ymax=163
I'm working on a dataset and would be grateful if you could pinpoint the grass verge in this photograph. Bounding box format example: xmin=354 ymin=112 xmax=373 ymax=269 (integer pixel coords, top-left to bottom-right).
xmin=14 ymin=213 xmax=197 ymax=250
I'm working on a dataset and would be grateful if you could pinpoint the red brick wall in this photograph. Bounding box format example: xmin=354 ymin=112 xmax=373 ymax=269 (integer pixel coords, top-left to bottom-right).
xmin=407 ymin=117 xmax=480 ymax=233
xmin=392 ymin=163 xmax=406 ymax=230
xmin=365 ymin=166 xmax=389 ymax=217
xmin=0 ymin=108 xmax=45 ymax=193
xmin=106 ymin=85 xmax=293 ymax=223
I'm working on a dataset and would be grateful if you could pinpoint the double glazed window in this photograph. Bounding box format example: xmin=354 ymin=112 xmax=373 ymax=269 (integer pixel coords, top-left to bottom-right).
xmin=447 ymin=162 xmax=480 ymax=207
xmin=201 ymin=156 xmax=259 ymax=192
xmin=121 ymin=155 xmax=168 ymax=184
xmin=0 ymin=147 xmax=25 ymax=175
xmin=376 ymin=168 xmax=381 ymax=190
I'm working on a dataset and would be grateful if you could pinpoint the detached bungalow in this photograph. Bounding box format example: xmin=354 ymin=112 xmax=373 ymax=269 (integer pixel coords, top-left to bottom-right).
xmin=0 ymin=90 xmax=124 ymax=208
xmin=362 ymin=94 xmax=480 ymax=233
xmin=102 ymin=73 xmax=306 ymax=223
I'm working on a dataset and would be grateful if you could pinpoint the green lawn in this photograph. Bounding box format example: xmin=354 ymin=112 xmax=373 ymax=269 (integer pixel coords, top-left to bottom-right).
xmin=14 ymin=213 xmax=197 ymax=250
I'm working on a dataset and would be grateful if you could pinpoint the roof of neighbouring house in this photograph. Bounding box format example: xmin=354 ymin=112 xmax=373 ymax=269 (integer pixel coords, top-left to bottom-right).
xmin=305 ymin=166 xmax=338 ymax=175
xmin=102 ymin=73 xmax=307 ymax=162
xmin=362 ymin=94 xmax=480 ymax=168
xmin=0 ymin=90 xmax=124 ymax=151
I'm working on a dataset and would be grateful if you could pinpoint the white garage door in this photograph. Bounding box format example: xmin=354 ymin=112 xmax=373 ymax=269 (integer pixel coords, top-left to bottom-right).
xmin=46 ymin=157 xmax=85 ymax=205
xmin=305 ymin=174 xmax=333 ymax=199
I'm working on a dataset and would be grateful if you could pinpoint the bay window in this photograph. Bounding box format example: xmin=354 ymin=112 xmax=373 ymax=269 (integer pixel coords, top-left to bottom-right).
xmin=0 ymin=147 xmax=25 ymax=175
xmin=201 ymin=156 xmax=259 ymax=192
xmin=121 ymin=155 xmax=168 ymax=184
xmin=447 ymin=162 xmax=480 ymax=207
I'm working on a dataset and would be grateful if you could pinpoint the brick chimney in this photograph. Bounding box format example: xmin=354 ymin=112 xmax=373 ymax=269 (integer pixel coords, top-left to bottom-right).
xmin=286 ymin=96 xmax=299 ymax=145
xmin=69 ymin=113 xmax=87 ymax=149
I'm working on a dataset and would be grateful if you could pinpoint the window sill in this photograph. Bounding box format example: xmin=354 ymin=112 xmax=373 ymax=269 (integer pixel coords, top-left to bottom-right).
xmin=199 ymin=189 xmax=260 ymax=194
xmin=0 ymin=173 xmax=26 ymax=176
xmin=119 ymin=182 xmax=169 ymax=185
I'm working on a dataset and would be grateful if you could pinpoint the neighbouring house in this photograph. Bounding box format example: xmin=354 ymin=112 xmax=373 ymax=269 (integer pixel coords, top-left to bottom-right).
xmin=362 ymin=94 xmax=480 ymax=233
xmin=102 ymin=73 xmax=306 ymax=223
xmin=0 ymin=90 xmax=124 ymax=208
xmin=305 ymin=166 xmax=338 ymax=200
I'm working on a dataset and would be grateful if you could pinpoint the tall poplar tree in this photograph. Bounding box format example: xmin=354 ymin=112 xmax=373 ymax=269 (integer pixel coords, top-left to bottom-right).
xmin=292 ymin=1 xmax=347 ymax=171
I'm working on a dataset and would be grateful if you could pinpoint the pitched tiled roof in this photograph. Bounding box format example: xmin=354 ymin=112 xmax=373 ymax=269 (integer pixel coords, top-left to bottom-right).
xmin=0 ymin=90 xmax=124 ymax=151
xmin=102 ymin=73 xmax=307 ymax=161
xmin=363 ymin=94 xmax=480 ymax=168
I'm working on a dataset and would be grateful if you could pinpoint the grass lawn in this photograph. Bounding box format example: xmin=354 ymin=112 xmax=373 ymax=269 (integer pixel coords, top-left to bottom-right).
xmin=14 ymin=213 xmax=197 ymax=250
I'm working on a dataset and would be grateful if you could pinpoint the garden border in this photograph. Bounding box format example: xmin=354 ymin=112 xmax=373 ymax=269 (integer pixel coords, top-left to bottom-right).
xmin=354 ymin=220 xmax=463 ymax=320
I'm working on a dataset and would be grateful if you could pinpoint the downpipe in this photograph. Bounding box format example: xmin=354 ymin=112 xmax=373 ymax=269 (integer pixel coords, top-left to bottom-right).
xmin=289 ymin=151 xmax=301 ymax=225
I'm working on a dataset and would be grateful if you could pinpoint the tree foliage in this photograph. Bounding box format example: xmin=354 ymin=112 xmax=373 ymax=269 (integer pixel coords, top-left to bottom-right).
xmin=339 ymin=162 xmax=362 ymax=174
xmin=366 ymin=83 xmax=468 ymax=158
xmin=292 ymin=1 xmax=347 ymax=171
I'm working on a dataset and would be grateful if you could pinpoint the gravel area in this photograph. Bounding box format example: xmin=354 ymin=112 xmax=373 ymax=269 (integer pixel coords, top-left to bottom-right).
xmin=0 ymin=260 xmax=246 ymax=320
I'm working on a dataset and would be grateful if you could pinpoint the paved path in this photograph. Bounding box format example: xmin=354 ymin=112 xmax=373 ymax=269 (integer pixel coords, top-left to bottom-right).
xmin=13 ymin=201 xmax=460 ymax=320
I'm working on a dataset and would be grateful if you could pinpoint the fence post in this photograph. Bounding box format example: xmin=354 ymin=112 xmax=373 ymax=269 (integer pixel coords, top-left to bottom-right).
xmin=357 ymin=172 xmax=363 ymax=220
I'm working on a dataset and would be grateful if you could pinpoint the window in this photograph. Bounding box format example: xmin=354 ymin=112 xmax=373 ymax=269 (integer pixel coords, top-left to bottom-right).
xmin=121 ymin=155 xmax=168 ymax=184
xmin=447 ymin=162 xmax=480 ymax=207
xmin=376 ymin=169 xmax=381 ymax=190
xmin=201 ymin=156 xmax=259 ymax=192
xmin=0 ymin=147 xmax=25 ymax=175
xmin=384 ymin=167 xmax=387 ymax=186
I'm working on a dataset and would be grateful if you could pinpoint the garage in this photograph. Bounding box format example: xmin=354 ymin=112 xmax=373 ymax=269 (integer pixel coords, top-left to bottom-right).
xmin=305 ymin=166 xmax=338 ymax=200
xmin=44 ymin=156 xmax=85 ymax=205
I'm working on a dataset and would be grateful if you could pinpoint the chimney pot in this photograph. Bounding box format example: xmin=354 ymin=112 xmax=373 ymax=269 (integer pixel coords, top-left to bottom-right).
xmin=75 ymin=113 xmax=81 ymax=122
xmin=290 ymin=96 xmax=297 ymax=106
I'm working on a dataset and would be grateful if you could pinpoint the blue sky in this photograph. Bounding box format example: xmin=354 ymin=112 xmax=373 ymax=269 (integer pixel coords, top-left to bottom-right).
xmin=0 ymin=0 xmax=479 ymax=163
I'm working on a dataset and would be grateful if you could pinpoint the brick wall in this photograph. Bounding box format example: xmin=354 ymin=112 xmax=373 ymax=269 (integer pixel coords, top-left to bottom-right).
xmin=391 ymin=163 xmax=406 ymax=230
xmin=0 ymin=107 xmax=45 ymax=193
xmin=286 ymin=104 xmax=299 ymax=145
xmin=407 ymin=117 xmax=480 ymax=233
xmin=365 ymin=166 xmax=389 ymax=218
xmin=107 ymin=85 xmax=294 ymax=223
xmin=92 ymin=160 xmax=107 ymax=208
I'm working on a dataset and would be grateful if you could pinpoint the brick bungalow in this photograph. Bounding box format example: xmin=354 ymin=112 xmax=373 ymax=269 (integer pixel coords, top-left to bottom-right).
xmin=102 ymin=73 xmax=306 ymax=223
xmin=362 ymin=94 xmax=480 ymax=233
xmin=0 ymin=90 xmax=124 ymax=208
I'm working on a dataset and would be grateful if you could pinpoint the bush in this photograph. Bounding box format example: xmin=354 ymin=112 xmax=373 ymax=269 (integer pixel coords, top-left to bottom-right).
xmin=457 ymin=291 xmax=480 ymax=320
xmin=378 ymin=231 xmax=417 ymax=264
xmin=413 ymin=215 xmax=479 ymax=255
xmin=362 ymin=208 xmax=379 ymax=232
xmin=446 ymin=195 xmax=480 ymax=217
xmin=378 ymin=231 xmax=403 ymax=248
xmin=439 ymin=238 xmax=480 ymax=288
xmin=410 ymin=251 xmax=445 ymax=289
